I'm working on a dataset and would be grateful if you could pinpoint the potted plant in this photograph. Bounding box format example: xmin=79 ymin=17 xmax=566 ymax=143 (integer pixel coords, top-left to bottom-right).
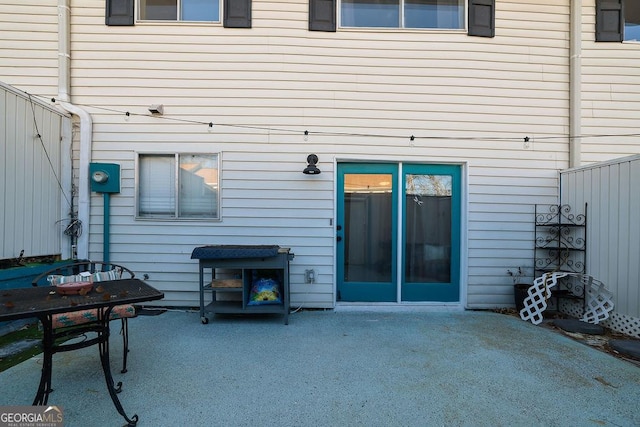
xmin=508 ymin=267 xmax=530 ymax=312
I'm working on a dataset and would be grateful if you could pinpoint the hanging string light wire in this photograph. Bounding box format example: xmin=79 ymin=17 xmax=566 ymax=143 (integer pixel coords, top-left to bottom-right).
xmin=39 ymin=94 xmax=640 ymax=144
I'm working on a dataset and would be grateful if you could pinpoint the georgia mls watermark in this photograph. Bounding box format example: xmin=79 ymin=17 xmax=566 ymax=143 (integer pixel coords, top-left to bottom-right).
xmin=0 ymin=406 xmax=63 ymax=427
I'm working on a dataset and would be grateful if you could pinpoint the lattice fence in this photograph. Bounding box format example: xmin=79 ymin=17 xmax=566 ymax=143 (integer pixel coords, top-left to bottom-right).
xmin=520 ymin=272 xmax=614 ymax=327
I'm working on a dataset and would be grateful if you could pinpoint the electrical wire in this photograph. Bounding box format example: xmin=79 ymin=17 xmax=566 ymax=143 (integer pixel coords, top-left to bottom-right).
xmin=28 ymin=94 xmax=73 ymax=209
xmin=28 ymin=92 xmax=640 ymax=144
xmin=28 ymin=94 xmax=83 ymax=241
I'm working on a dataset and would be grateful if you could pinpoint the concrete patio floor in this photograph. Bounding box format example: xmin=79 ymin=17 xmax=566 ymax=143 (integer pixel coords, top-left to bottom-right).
xmin=1 ymin=309 xmax=640 ymax=426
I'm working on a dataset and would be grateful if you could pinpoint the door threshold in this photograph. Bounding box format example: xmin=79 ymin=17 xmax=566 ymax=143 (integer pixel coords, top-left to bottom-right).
xmin=335 ymin=302 xmax=463 ymax=312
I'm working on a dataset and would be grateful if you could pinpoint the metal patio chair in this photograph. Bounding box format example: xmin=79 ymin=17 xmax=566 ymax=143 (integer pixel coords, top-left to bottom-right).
xmin=31 ymin=261 xmax=137 ymax=373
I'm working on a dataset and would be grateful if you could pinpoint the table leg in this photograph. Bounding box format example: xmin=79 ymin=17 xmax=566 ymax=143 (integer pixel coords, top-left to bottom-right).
xmin=33 ymin=315 xmax=54 ymax=405
xmin=98 ymin=307 xmax=139 ymax=426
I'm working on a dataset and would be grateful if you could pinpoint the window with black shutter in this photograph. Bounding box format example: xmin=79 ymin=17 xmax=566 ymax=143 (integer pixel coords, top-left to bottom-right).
xmin=468 ymin=0 xmax=495 ymax=38
xmin=224 ymin=0 xmax=252 ymax=27
xmin=133 ymin=0 xmax=237 ymax=24
xmin=596 ymin=0 xmax=623 ymax=42
xmin=106 ymin=0 xmax=134 ymax=26
xmin=310 ymin=0 xmax=494 ymax=36
xmin=309 ymin=0 xmax=336 ymax=32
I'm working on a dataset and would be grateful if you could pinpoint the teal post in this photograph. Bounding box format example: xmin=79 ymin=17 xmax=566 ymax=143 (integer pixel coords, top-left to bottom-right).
xmin=103 ymin=192 xmax=111 ymax=267
xmin=90 ymin=163 xmax=120 ymax=267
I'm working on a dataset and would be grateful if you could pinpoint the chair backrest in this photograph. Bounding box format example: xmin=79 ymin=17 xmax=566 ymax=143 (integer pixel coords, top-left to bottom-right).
xmin=32 ymin=261 xmax=135 ymax=287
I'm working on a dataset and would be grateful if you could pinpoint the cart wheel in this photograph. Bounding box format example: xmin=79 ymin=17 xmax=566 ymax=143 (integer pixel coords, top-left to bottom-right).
xmin=201 ymin=317 xmax=209 ymax=324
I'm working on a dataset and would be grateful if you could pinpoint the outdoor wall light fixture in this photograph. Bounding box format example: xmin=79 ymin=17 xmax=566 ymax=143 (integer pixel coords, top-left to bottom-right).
xmin=303 ymin=154 xmax=321 ymax=175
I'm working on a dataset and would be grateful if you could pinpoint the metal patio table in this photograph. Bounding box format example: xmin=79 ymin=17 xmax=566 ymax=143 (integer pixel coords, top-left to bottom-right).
xmin=0 ymin=278 xmax=163 ymax=426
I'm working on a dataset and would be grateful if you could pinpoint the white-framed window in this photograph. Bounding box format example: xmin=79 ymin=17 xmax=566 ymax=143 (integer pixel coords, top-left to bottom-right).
xmin=625 ymin=0 xmax=640 ymax=42
xmin=139 ymin=0 xmax=221 ymax=22
xmin=340 ymin=0 xmax=464 ymax=29
xmin=136 ymin=153 xmax=220 ymax=220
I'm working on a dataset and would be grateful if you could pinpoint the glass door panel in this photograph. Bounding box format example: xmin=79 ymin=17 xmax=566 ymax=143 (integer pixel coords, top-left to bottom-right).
xmin=402 ymin=164 xmax=460 ymax=302
xmin=337 ymin=164 xmax=397 ymax=302
xmin=344 ymin=174 xmax=393 ymax=282
xmin=405 ymin=174 xmax=452 ymax=283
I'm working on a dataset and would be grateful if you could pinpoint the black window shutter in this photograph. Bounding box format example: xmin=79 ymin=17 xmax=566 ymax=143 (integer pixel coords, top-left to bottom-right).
xmin=224 ymin=0 xmax=252 ymax=28
xmin=309 ymin=0 xmax=336 ymax=32
xmin=105 ymin=0 xmax=134 ymax=26
xmin=468 ymin=0 xmax=495 ymax=38
xmin=596 ymin=0 xmax=623 ymax=42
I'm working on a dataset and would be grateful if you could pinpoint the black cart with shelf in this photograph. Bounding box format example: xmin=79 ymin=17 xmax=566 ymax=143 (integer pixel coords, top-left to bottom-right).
xmin=534 ymin=204 xmax=587 ymax=314
xmin=191 ymin=245 xmax=294 ymax=325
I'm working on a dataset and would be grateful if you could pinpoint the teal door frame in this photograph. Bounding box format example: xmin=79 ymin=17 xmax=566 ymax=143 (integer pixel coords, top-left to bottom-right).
xmin=401 ymin=164 xmax=461 ymax=302
xmin=337 ymin=162 xmax=461 ymax=303
xmin=336 ymin=163 xmax=398 ymax=302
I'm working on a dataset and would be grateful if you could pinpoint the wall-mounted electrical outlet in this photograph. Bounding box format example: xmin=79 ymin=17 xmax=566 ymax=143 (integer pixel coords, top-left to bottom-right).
xmin=305 ymin=269 xmax=316 ymax=284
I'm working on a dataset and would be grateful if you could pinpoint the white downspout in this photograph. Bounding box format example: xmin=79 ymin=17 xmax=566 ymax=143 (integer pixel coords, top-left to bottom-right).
xmin=569 ymin=0 xmax=582 ymax=168
xmin=57 ymin=0 xmax=92 ymax=260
